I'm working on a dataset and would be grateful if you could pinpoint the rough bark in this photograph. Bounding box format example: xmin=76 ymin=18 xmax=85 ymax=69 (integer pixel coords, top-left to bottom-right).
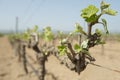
xmin=21 ymin=44 xmax=28 ymax=74
xmin=33 ymin=45 xmax=45 ymax=80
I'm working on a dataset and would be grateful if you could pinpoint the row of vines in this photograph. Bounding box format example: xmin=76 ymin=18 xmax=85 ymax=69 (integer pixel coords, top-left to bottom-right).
xmin=8 ymin=1 xmax=117 ymax=80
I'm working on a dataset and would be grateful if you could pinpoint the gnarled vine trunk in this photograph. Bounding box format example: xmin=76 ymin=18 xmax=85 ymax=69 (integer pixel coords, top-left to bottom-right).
xmin=33 ymin=45 xmax=45 ymax=80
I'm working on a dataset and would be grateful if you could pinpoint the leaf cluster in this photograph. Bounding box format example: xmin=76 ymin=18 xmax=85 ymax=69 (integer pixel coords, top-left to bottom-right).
xmin=100 ymin=1 xmax=117 ymax=16
xmin=42 ymin=26 xmax=54 ymax=41
xmin=81 ymin=1 xmax=117 ymax=34
xmin=8 ymin=25 xmax=40 ymax=42
xmin=81 ymin=5 xmax=99 ymax=22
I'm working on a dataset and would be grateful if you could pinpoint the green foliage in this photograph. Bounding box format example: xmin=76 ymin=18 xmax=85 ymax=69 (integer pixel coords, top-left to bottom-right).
xmin=42 ymin=26 xmax=54 ymax=41
xmin=8 ymin=33 xmax=21 ymax=42
xmin=95 ymin=29 xmax=102 ymax=36
xmin=33 ymin=25 xmax=38 ymax=32
xmin=74 ymin=43 xmax=92 ymax=55
xmin=94 ymin=38 xmax=105 ymax=45
xmin=8 ymin=25 xmax=40 ymax=42
xmin=81 ymin=5 xmax=99 ymax=18
xmin=74 ymin=23 xmax=87 ymax=35
xmin=101 ymin=18 xmax=109 ymax=34
xmin=81 ymin=1 xmax=117 ymax=35
xmin=103 ymin=8 xmax=117 ymax=16
xmin=81 ymin=5 xmax=99 ymax=22
xmin=21 ymin=25 xmax=40 ymax=41
xmin=100 ymin=1 xmax=110 ymax=10
xmin=74 ymin=44 xmax=82 ymax=53
xmin=81 ymin=1 xmax=117 ymax=23
xmin=57 ymin=45 xmax=67 ymax=56
xmin=100 ymin=1 xmax=117 ymax=16
xmin=57 ymin=1 xmax=117 ymax=57
xmin=81 ymin=39 xmax=89 ymax=49
xmin=100 ymin=1 xmax=117 ymax=35
xmin=81 ymin=49 xmax=90 ymax=55
xmin=86 ymin=14 xmax=98 ymax=22
xmin=21 ymin=31 xmax=30 ymax=41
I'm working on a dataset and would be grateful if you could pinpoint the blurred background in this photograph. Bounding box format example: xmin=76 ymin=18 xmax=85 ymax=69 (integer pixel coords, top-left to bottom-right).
xmin=0 ymin=0 xmax=120 ymax=33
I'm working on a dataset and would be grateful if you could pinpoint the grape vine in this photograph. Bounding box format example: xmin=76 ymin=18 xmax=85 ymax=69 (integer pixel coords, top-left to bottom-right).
xmin=7 ymin=1 xmax=117 ymax=80
xmin=57 ymin=1 xmax=117 ymax=74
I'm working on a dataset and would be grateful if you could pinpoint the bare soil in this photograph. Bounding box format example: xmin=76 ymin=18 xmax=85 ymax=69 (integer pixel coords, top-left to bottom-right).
xmin=0 ymin=36 xmax=120 ymax=80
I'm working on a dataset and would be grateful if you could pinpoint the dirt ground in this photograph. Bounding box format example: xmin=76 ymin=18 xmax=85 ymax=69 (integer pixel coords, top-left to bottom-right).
xmin=0 ymin=36 xmax=120 ymax=80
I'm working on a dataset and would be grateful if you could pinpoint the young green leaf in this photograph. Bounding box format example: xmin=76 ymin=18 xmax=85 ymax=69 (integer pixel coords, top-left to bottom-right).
xmin=33 ymin=25 xmax=38 ymax=32
xmin=43 ymin=26 xmax=54 ymax=41
xmin=81 ymin=5 xmax=99 ymax=18
xmin=74 ymin=44 xmax=82 ymax=53
xmin=100 ymin=1 xmax=110 ymax=10
xmin=43 ymin=26 xmax=51 ymax=32
xmin=95 ymin=28 xmax=102 ymax=37
xmin=101 ymin=18 xmax=109 ymax=34
xmin=81 ymin=49 xmax=91 ymax=56
xmin=57 ymin=45 xmax=67 ymax=56
xmin=85 ymin=14 xmax=98 ymax=22
xmin=22 ymin=31 xmax=31 ymax=41
xmin=94 ymin=39 xmax=105 ymax=45
xmin=103 ymin=8 xmax=117 ymax=16
xmin=74 ymin=23 xmax=87 ymax=35
xmin=81 ymin=5 xmax=99 ymax=22
xmin=81 ymin=39 xmax=89 ymax=49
